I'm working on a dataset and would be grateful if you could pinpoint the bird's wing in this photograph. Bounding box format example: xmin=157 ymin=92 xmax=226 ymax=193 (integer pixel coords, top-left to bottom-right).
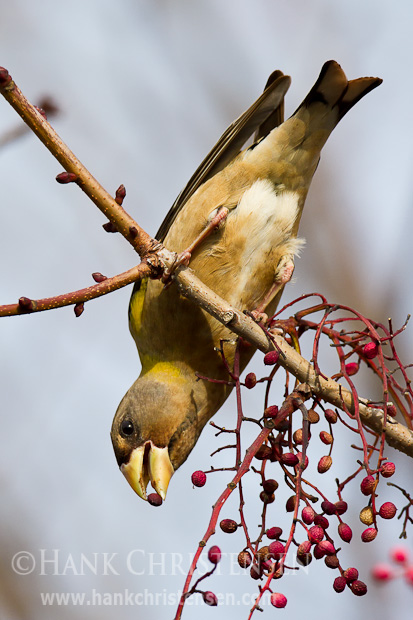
xmin=155 ymin=71 xmax=291 ymax=242
xmin=253 ymin=70 xmax=286 ymax=143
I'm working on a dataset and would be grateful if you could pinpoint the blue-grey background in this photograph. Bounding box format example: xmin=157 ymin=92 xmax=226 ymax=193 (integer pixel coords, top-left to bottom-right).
xmin=0 ymin=1 xmax=412 ymax=618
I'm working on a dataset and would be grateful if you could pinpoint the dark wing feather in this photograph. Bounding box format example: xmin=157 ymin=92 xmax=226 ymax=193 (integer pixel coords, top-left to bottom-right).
xmin=253 ymin=70 xmax=285 ymax=143
xmin=156 ymin=72 xmax=291 ymax=241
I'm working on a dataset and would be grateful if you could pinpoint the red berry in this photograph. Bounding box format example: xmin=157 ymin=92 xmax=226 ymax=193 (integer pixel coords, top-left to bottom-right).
xmin=317 ymin=540 xmax=336 ymax=556
xmin=297 ymin=541 xmax=312 ymax=566
xmin=320 ymin=430 xmax=333 ymax=445
xmin=268 ymin=541 xmax=285 ymax=560
xmin=281 ymin=452 xmax=299 ymax=467
xmin=350 ymin=580 xmax=367 ymax=596
xmin=220 ymin=519 xmax=238 ymax=534
xmin=270 ymin=592 xmax=287 ymax=608
xmin=259 ymin=491 xmax=275 ymax=504
xmin=345 ymin=362 xmax=358 ymax=376
xmin=338 ymin=523 xmax=353 ymax=543
xmin=363 ymin=342 xmax=378 ymax=359
xmin=147 ymin=493 xmax=163 ymax=506
xmin=264 ymin=405 xmax=279 ymax=418
xmin=391 ymin=546 xmax=409 ymax=564
xmin=307 ymin=408 xmax=320 ymax=424
xmin=308 ymin=526 xmax=324 ymax=544
xmin=286 ymin=496 xmax=297 ymax=512
xmin=244 ymin=372 xmax=257 ymax=389
xmin=238 ymin=550 xmax=252 ymax=568
xmin=325 ymin=555 xmax=340 ymax=569
xmin=264 ymin=350 xmax=280 ymax=365
xmin=302 ymin=506 xmax=315 ymax=525
xmin=361 ymin=527 xmax=377 ymax=543
xmin=360 ymin=475 xmax=376 ymax=496
xmin=256 ymin=545 xmax=270 ymax=564
xmin=324 ymin=408 xmax=338 ymax=424
xmin=202 ymin=591 xmax=218 ymax=606
xmin=314 ymin=514 xmax=330 ymax=529
xmin=293 ymin=428 xmax=305 ymax=445
xmin=318 ymin=455 xmax=333 ymax=473
xmin=255 ymin=444 xmax=272 ymax=460
xmin=297 ymin=540 xmax=311 ymax=560
xmin=372 ymin=563 xmax=394 ymax=581
xmin=343 ymin=567 xmax=359 ymax=583
xmin=298 ymin=540 xmax=312 ymax=554
xmin=379 ymin=501 xmax=397 ymax=520
xmin=333 ymin=576 xmax=347 ymax=593
xmin=321 ymin=500 xmax=336 ymax=515
xmin=250 ymin=563 xmax=263 ymax=579
xmin=380 ymin=462 xmax=396 ymax=478
xmin=208 ymin=546 xmax=221 ymax=564
xmin=267 ymin=527 xmax=282 ymax=540
xmin=263 ymin=479 xmax=279 ymax=493
xmin=313 ymin=544 xmax=326 ymax=560
xmin=191 ymin=470 xmax=207 ymax=487
xmin=254 ymin=444 xmax=272 ymax=460
xmin=335 ymin=500 xmax=348 ymax=515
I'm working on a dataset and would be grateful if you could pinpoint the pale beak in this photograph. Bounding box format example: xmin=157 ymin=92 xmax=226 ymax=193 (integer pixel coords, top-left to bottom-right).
xmin=120 ymin=442 xmax=174 ymax=501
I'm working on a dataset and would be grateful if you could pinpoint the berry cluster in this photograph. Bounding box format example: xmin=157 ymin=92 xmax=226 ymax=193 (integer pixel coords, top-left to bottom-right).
xmin=180 ymin=298 xmax=412 ymax=617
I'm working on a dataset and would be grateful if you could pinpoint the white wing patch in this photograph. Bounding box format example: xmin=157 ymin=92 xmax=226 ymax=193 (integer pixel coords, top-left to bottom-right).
xmin=224 ymin=179 xmax=305 ymax=308
xmin=234 ymin=179 xmax=304 ymax=260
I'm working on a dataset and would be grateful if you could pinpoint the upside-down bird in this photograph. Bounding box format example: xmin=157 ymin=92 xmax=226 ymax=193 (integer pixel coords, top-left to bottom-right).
xmin=111 ymin=61 xmax=381 ymax=501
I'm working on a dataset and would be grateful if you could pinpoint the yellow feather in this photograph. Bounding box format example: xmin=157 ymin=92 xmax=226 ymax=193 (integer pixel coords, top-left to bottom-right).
xmin=129 ymin=277 xmax=148 ymax=340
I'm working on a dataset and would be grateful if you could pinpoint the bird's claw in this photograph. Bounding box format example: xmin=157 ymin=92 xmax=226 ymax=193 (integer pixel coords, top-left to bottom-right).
xmin=247 ymin=310 xmax=269 ymax=325
xmin=161 ymin=250 xmax=192 ymax=286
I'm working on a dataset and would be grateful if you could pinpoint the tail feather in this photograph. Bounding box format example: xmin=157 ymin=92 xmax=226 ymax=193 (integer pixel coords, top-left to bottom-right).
xmin=339 ymin=75 xmax=383 ymax=120
xmin=298 ymin=60 xmax=382 ymax=123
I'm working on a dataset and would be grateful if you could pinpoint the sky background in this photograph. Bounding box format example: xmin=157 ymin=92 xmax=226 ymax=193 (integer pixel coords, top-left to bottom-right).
xmin=0 ymin=1 xmax=412 ymax=619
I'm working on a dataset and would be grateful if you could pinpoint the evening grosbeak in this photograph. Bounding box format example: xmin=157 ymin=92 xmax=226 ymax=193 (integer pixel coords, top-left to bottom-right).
xmin=111 ymin=61 xmax=381 ymax=500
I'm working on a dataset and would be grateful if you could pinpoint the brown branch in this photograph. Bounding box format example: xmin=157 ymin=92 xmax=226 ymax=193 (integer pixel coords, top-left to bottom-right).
xmin=0 ymin=263 xmax=151 ymax=317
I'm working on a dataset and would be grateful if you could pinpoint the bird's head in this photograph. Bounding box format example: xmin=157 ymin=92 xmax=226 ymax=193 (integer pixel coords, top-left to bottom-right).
xmin=111 ymin=369 xmax=205 ymax=501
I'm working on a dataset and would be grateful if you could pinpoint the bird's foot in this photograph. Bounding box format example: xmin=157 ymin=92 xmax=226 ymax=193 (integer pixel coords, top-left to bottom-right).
xmin=249 ymin=310 xmax=269 ymax=325
xmin=276 ymin=256 xmax=295 ymax=286
xmin=254 ymin=256 xmax=295 ymax=314
xmin=161 ymin=250 xmax=192 ymax=285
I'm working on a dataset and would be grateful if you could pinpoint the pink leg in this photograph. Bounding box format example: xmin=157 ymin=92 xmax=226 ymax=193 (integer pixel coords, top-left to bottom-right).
xmin=253 ymin=257 xmax=295 ymax=319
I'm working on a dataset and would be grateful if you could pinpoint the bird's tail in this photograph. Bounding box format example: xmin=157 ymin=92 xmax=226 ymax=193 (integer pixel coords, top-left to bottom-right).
xmin=294 ymin=60 xmax=382 ymax=132
xmin=249 ymin=61 xmax=382 ymax=188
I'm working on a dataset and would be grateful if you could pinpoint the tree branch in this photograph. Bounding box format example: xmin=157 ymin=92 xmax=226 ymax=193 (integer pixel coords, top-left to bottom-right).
xmin=0 ymin=263 xmax=151 ymax=317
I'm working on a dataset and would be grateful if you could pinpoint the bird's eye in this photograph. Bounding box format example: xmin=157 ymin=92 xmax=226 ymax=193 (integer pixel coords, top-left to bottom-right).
xmin=120 ymin=419 xmax=134 ymax=437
